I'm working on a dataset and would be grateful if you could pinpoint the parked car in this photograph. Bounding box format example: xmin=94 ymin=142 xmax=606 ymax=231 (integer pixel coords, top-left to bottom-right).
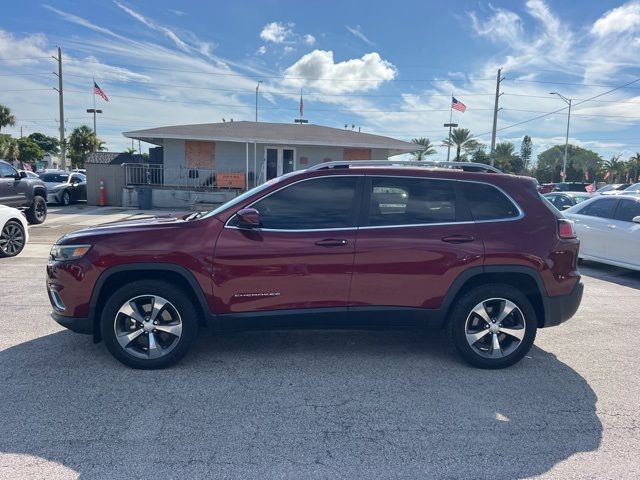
xmin=600 ymin=182 xmax=640 ymax=196
xmin=553 ymin=182 xmax=590 ymax=192
xmin=0 ymin=159 xmax=48 ymax=224
xmin=563 ymin=195 xmax=640 ymax=271
xmin=0 ymin=205 xmax=29 ymax=257
xmin=537 ymin=183 xmax=555 ymax=194
xmin=543 ymin=192 xmax=593 ymax=211
xmin=47 ymin=161 xmax=583 ymax=370
xmin=39 ymin=171 xmax=87 ymax=205
xmin=595 ymin=183 xmax=631 ymax=194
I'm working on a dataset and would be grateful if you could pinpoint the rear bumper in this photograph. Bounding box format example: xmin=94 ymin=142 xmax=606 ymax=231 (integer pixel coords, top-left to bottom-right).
xmin=51 ymin=311 xmax=92 ymax=334
xmin=542 ymin=281 xmax=584 ymax=327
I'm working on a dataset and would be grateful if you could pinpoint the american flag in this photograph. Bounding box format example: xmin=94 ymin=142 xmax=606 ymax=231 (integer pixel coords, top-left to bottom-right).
xmin=94 ymin=82 xmax=109 ymax=102
xmin=585 ymin=182 xmax=596 ymax=193
xmin=452 ymin=97 xmax=466 ymax=112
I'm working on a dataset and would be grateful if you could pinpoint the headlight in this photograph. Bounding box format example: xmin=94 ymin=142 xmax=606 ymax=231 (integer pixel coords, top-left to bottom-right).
xmin=50 ymin=244 xmax=91 ymax=261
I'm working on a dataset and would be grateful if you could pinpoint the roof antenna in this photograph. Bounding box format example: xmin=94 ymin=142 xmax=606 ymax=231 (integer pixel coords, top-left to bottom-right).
xmin=222 ymin=118 xmax=226 ymax=122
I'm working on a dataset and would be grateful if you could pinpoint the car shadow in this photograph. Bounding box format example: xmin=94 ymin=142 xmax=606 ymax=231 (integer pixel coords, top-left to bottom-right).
xmin=580 ymin=260 xmax=640 ymax=290
xmin=0 ymin=329 xmax=601 ymax=479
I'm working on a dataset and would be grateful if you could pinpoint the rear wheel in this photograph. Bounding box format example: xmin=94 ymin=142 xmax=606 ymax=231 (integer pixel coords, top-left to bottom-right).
xmin=447 ymin=284 xmax=537 ymax=369
xmin=25 ymin=196 xmax=47 ymax=224
xmin=101 ymin=280 xmax=199 ymax=369
xmin=0 ymin=220 xmax=26 ymax=258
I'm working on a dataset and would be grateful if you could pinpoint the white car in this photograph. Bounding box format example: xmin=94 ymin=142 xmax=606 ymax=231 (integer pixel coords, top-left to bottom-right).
xmin=0 ymin=205 xmax=29 ymax=258
xmin=563 ymin=195 xmax=640 ymax=271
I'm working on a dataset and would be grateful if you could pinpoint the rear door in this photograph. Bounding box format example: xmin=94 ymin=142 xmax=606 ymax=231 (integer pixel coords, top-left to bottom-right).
xmin=570 ymin=198 xmax=619 ymax=260
xmin=213 ymin=175 xmax=362 ymax=316
xmin=0 ymin=162 xmax=22 ymax=207
xmin=349 ymin=176 xmax=483 ymax=315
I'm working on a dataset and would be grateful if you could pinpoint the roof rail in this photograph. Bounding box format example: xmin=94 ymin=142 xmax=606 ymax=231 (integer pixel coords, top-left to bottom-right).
xmin=307 ymin=160 xmax=502 ymax=173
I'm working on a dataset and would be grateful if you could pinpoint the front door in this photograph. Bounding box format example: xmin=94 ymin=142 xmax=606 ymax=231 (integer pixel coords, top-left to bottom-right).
xmin=265 ymin=147 xmax=296 ymax=180
xmin=213 ymin=175 xmax=362 ymax=317
xmin=0 ymin=162 xmax=22 ymax=207
xmin=349 ymin=176 xmax=484 ymax=313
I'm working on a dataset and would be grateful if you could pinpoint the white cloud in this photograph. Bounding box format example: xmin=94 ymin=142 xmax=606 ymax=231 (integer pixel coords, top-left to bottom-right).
xmin=303 ymin=34 xmax=316 ymax=46
xmin=283 ymin=50 xmax=396 ymax=94
xmin=345 ymin=25 xmax=374 ymax=45
xmin=0 ymin=30 xmax=51 ymax=66
xmin=592 ymin=2 xmax=640 ymax=36
xmin=169 ymin=9 xmax=185 ymax=16
xmin=256 ymin=45 xmax=267 ymax=55
xmin=283 ymin=46 xmax=295 ymax=54
xmin=260 ymin=22 xmax=293 ymax=44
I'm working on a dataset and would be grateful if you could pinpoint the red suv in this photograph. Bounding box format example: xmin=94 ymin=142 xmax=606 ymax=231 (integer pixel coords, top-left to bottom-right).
xmin=47 ymin=161 xmax=583 ymax=369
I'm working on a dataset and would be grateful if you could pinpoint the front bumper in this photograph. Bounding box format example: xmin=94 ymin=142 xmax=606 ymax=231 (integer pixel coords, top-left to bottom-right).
xmin=47 ymin=192 xmax=62 ymax=203
xmin=51 ymin=311 xmax=92 ymax=334
xmin=542 ymin=281 xmax=584 ymax=327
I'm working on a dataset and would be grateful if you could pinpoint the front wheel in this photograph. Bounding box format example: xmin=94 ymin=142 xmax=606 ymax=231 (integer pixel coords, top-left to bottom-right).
xmin=447 ymin=284 xmax=537 ymax=369
xmin=101 ymin=280 xmax=199 ymax=369
xmin=25 ymin=196 xmax=47 ymax=224
xmin=0 ymin=220 xmax=26 ymax=257
xmin=61 ymin=190 xmax=71 ymax=206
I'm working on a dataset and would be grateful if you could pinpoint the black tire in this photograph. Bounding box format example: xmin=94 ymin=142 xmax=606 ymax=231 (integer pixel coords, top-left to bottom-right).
xmin=61 ymin=190 xmax=71 ymax=206
xmin=0 ymin=220 xmax=26 ymax=258
xmin=25 ymin=195 xmax=47 ymax=224
xmin=447 ymin=283 xmax=537 ymax=369
xmin=101 ymin=280 xmax=199 ymax=369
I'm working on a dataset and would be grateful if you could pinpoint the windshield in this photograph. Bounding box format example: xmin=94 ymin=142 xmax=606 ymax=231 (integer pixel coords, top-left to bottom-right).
xmin=625 ymin=183 xmax=640 ymax=192
xmin=40 ymin=173 xmax=69 ymax=183
xmin=203 ymin=173 xmax=298 ymax=218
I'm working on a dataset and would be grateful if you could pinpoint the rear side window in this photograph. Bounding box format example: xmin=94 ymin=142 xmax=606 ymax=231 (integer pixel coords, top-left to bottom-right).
xmin=614 ymin=199 xmax=640 ymax=222
xmin=459 ymin=182 xmax=520 ymax=221
xmin=250 ymin=176 xmax=358 ymax=230
xmin=368 ymin=177 xmax=456 ymax=226
xmin=577 ymin=198 xmax=617 ymax=219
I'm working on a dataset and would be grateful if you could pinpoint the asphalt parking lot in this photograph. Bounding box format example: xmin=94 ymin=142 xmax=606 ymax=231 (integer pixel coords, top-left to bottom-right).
xmin=1 ymin=205 xmax=639 ymax=479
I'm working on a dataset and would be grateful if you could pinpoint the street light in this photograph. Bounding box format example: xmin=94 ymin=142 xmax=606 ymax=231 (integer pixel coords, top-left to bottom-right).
xmin=86 ymin=108 xmax=103 ymax=152
xmin=253 ymin=81 xmax=263 ymax=187
xmin=550 ymin=92 xmax=572 ymax=181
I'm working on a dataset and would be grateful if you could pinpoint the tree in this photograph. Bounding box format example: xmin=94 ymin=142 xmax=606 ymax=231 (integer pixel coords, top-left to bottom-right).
xmin=0 ymin=136 xmax=20 ymax=162
xmin=17 ymin=137 xmax=45 ymax=163
xmin=470 ymin=145 xmax=490 ymax=164
xmin=492 ymin=142 xmax=524 ymax=174
xmin=534 ymin=145 xmax=602 ymax=183
xmin=28 ymin=132 xmax=60 ymax=155
xmin=520 ymin=136 xmax=532 ymax=173
xmin=628 ymin=153 xmax=640 ymax=183
xmin=410 ymin=137 xmax=436 ymax=160
xmin=0 ymin=104 xmax=16 ymax=133
xmin=124 ymin=147 xmax=137 ymax=154
xmin=603 ymin=156 xmax=626 ymax=183
xmin=442 ymin=128 xmax=479 ymax=161
xmin=67 ymin=125 xmax=104 ymax=168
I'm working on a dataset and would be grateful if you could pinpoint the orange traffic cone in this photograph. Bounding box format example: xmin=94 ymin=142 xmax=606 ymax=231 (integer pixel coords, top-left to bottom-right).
xmin=99 ymin=178 xmax=107 ymax=207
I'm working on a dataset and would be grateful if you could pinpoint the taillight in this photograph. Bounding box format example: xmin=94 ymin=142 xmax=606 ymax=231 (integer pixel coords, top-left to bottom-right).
xmin=558 ymin=219 xmax=576 ymax=239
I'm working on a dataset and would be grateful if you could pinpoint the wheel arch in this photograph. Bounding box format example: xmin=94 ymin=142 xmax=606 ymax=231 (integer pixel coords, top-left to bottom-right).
xmin=89 ymin=263 xmax=210 ymax=342
xmin=440 ymin=266 xmax=548 ymax=328
xmin=33 ymin=186 xmax=47 ymax=199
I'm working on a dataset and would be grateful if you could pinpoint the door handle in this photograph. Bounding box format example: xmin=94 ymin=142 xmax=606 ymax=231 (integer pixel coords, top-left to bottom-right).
xmin=441 ymin=234 xmax=475 ymax=244
xmin=315 ymin=238 xmax=348 ymax=247
xmin=606 ymin=224 xmax=616 ymax=229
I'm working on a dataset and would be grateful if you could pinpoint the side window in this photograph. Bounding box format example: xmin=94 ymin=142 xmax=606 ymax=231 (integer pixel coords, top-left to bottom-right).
xmin=459 ymin=182 xmax=520 ymax=221
xmin=368 ymin=177 xmax=456 ymax=226
xmin=556 ymin=195 xmax=573 ymax=210
xmin=578 ymin=198 xmax=617 ymax=219
xmin=249 ymin=176 xmax=358 ymax=230
xmin=614 ymin=200 xmax=640 ymax=223
xmin=0 ymin=163 xmax=18 ymax=178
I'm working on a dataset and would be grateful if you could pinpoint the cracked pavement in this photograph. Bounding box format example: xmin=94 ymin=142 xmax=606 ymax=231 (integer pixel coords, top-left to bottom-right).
xmin=0 ymin=205 xmax=639 ymax=479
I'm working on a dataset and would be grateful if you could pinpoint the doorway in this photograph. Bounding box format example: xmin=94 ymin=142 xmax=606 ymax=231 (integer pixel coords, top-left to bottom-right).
xmin=264 ymin=147 xmax=296 ymax=180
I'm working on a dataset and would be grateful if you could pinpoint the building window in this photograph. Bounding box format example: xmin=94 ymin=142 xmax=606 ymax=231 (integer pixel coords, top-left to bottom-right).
xmin=185 ymin=141 xmax=215 ymax=168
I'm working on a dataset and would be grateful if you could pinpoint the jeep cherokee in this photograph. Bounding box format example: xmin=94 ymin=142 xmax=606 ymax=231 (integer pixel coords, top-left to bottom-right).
xmin=46 ymin=161 xmax=583 ymax=369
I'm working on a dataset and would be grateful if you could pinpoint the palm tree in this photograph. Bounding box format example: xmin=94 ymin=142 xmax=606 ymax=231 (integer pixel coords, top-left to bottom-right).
xmin=125 ymin=147 xmax=137 ymax=154
xmin=492 ymin=142 xmax=524 ymax=174
xmin=442 ymin=128 xmax=479 ymax=161
xmin=629 ymin=152 xmax=640 ymax=183
xmin=410 ymin=137 xmax=436 ymax=160
xmin=68 ymin=125 xmax=104 ymax=168
xmin=0 ymin=137 xmax=20 ymax=162
xmin=604 ymin=155 xmax=625 ymax=182
xmin=0 ymin=104 xmax=16 ymax=133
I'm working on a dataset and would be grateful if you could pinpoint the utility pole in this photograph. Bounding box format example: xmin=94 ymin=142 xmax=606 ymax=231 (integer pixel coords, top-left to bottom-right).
xmin=550 ymin=92 xmax=572 ymax=181
xmin=444 ymin=93 xmax=457 ymax=162
xmin=490 ymin=68 xmax=505 ymax=165
xmin=52 ymin=47 xmax=66 ymax=170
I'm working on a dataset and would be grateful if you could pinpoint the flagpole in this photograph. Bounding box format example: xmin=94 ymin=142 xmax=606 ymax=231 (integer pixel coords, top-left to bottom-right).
xmin=92 ymin=78 xmax=97 ymax=152
xmin=446 ymin=93 xmax=453 ymax=162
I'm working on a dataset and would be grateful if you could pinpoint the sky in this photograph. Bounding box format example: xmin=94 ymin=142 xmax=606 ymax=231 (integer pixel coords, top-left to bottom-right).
xmin=1 ymin=0 xmax=639 ymax=162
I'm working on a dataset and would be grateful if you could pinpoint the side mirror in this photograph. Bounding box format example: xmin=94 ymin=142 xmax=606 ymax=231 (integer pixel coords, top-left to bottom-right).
xmin=633 ymin=216 xmax=640 ymax=224
xmin=236 ymin=208 xmax=260 ymax=228
xmin=19 ymin=171 xmax=28 ymax=179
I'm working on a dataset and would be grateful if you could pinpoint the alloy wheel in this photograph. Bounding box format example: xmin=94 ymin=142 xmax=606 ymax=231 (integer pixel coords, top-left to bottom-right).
xmin=464 ymin=298 xmax=526 ymax=358
xmin=0 ymin=222 xmax=25 ymax=256
xmin=35 ymin=200 xmax=46 ymax=221
xmin=113 ymin=295 xmax=183 ymax=360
